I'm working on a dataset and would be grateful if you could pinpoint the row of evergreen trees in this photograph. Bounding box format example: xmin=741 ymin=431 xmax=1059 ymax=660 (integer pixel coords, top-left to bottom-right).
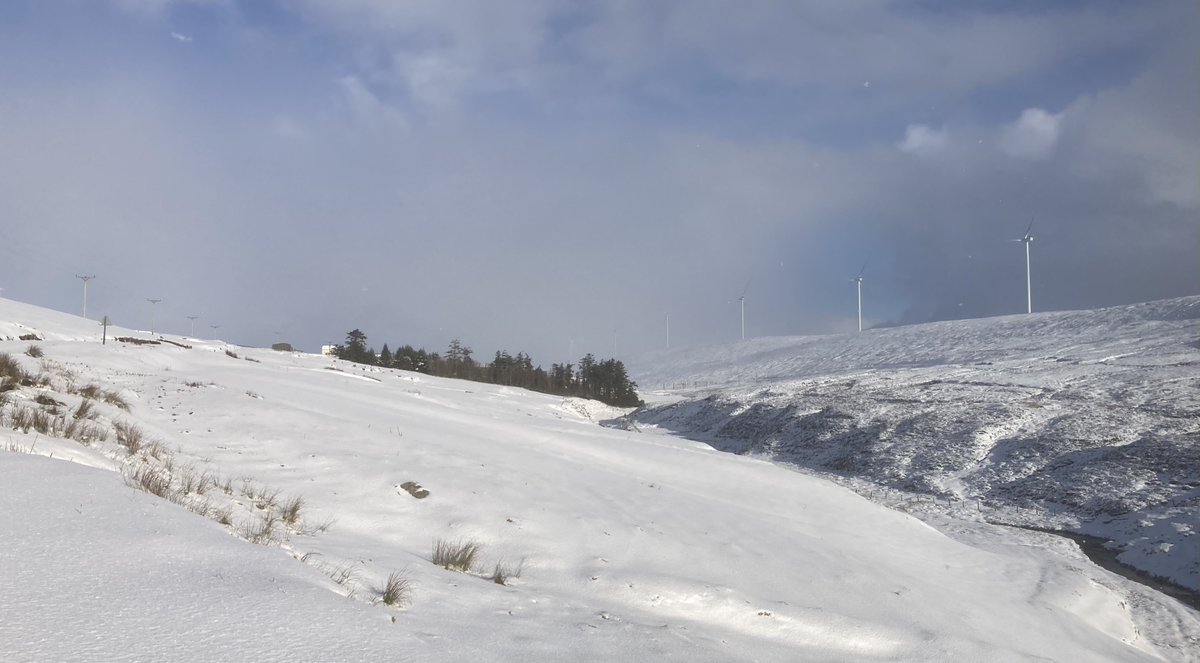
xmin=331 ymin=330 xmax=642 ymax=407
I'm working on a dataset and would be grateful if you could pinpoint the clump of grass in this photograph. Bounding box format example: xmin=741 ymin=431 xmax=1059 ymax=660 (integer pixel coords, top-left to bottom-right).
xmin=245 ymin=512 xmax=278 ymax=545
xmin=213 ymin=505 xmax=234 ymax=526
xmin=0 ymin=353 xmax=25 ymax=378
xmin=253 ymin=487 xmax=280 ymax=511
xmin=125 ymin=465 xmax=172 ymax=498
xmin=24 ymin=345 xmax=43 ymax=358
xmin=4 ymin=438 xmax=36 ymax=454
xmin=34 ymin=393 xmax=62 ymax=409
xmin=431 ymin=538 xmax=482 ymax=573
xmin=113 ymin=421 xmax=148 ymax=455
xmin=73 ymin=399 xmax=96 ymax=420
xmin=280 ymin=495 xmax=304 ymax=525
xmin=490 ymin=559 xmax=525 ymax=586
xmin=224 ymin=349 xmax=239 ymax=359
xmin=184 ymin=381 xmax=204 ymax=388
xmin=101 ymin=389 xmax=129 ymax=411
xmin=378 ymin=570 xmax=412 ymax=607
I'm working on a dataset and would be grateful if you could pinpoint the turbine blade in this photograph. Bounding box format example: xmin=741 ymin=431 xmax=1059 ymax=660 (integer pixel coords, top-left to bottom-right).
xmin=1024 ymin=218 xmax=1034 ymax=239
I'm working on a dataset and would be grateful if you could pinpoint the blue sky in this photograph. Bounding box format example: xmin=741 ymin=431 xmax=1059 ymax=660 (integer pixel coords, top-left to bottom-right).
xmin=0 ymin=0 xmax=1196 ymax=362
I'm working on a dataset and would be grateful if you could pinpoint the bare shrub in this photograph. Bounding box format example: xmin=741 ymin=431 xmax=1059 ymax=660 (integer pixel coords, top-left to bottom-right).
xmin=280 ymin=495 xmax=304 ymax=525
xmin=378 ymin=571 xmax=412 ymax=607
xmin=431 ymin=538 xmax=482 ymax=573
xmin=224 ymin=349 xmax=239 ymax=359
xmin=24 ymin=345 xmax=43 ymax=358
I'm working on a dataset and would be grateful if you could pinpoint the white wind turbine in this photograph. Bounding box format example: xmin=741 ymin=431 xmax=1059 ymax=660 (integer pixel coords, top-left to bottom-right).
xmin=1010 ymin=220 xmax=1034 ymax=314
xmin=737 ymin=279 xmax=751 ymax=341
xmin=852 ymin=262 xmax=866 ymax=332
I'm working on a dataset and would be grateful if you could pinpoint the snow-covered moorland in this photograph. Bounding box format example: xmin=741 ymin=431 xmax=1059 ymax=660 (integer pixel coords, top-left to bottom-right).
xmin=632 ymin=297 xmax=1200 ymax=598
xmin=2 ymin=296 xmax=1198 ymax=662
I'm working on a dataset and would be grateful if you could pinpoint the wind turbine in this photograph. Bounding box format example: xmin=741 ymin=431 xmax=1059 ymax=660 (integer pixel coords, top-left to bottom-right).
xmin=737 ymin=279 xmax=751 ymax=341
xmin=852 ymin=262 xmax=866 ymax=333
xmin=1010 ymin=220 xmax=1034 ymax=314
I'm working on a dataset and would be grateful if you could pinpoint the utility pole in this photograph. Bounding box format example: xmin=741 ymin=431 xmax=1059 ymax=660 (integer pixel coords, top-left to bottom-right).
xmin=147 ymin=298 xmax=162 ymax=334
xmin=187 ymin=315 xmax=199 ymax=336
xmin=100 ymin=316 xmax=110 ymax=345
xmin=76 ymin=274 xmax=95 ymax=318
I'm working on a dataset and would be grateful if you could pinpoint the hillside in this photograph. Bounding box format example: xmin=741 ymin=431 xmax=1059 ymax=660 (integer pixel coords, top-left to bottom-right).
xmin=2 ymin=296 xmax=1198 ymax=662
xmin=632 ymin=297 xmax=1200 ymax=594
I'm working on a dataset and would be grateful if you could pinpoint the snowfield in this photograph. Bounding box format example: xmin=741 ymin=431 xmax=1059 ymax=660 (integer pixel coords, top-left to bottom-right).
xmin=632 ymin=297 xmax=1200 ymax=596
xmin=2 ymin=296 xmax=1198 ymax=662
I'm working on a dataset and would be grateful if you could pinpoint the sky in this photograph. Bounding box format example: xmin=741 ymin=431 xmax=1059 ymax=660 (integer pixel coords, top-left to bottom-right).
xmin=0 ymin=0 xmax=1197 ymax=363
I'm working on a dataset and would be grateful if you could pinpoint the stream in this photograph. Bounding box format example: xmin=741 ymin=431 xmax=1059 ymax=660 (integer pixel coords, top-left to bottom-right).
xmin=995 ymin=522 xmax=1199 ymax=612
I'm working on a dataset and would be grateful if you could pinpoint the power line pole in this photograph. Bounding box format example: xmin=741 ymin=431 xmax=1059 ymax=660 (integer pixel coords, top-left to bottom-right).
xmin=187 ymin=315 xmax=199 ymax=336
xmin=146 ymin=298 xmax=162 ymax=334
xmin=75 ymin=274 xmax=95 ymax=318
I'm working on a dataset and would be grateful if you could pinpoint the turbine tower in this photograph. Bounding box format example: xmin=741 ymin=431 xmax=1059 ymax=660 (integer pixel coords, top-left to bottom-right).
xmin=187 ymin=315 xmax=199 ymax=336
xmin=1012 ymin=220 xmax=1034 ymax=314
xmin=146 ymin=298 xmax=162 ymax=334
xmin=75 ymin=274 xmax=95 ymax=319
xmin=738 ymin=279 xmax=751 ymax=341
xmin=853 ymin=263 xmax=866 ymax=333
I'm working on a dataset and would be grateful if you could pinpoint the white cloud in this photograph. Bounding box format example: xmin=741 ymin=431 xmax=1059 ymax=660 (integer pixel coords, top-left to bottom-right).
xmin=170 ymin=31 xmax=192 ymax=42
xmin=997 ymin=108 xmax=1063 ymax=159
xmin=339 ymin=76 xmax=407 ymax=132
xmin=898 ymin=124 xmax=949 ymax=156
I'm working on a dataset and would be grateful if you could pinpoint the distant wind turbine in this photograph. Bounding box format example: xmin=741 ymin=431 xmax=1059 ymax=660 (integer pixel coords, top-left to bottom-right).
xmin=737 ymin=279 xmax=751 ymax=341
xmin=852 ymin=262 xmax=866 ymax=333
xmin=1010 ymin=220 xmax=1034 ymax=314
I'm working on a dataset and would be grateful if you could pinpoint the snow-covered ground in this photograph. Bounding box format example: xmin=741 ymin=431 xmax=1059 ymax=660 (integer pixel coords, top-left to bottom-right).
xmin=2 ymin=296 xmax=1198 ymax=661
xmin=631 ymin=297 xmax=1200 ymax=597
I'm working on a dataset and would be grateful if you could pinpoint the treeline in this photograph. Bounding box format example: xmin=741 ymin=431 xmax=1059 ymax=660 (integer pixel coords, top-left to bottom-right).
xmin=331 ymin=330 xmax=642 ymax=407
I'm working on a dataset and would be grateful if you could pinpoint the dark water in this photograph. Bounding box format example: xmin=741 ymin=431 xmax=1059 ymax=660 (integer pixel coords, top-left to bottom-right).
xmin=995 ymin=522 xmax=1199 ymax=612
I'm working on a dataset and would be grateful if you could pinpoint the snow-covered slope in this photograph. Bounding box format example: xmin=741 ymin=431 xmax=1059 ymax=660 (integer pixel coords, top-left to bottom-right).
xmin=2 ymin=296 xmax=1198 ymax=662
xmin=632 ymin=297 xmax=1200 ymax=594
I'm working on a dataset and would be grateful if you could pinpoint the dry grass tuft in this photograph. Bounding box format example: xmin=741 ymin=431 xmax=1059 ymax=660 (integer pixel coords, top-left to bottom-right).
xmin=280 ymin=495 xmax=304 ymax=525
xmin=114 ymin=421 xmax=148 ymax=455
xmin=24 ymin=345 xmax=43 ymax=358
xmin=490 ymin=559 xmax=525 ymax=586
xmin=378 ymin=570 xmax=412 ymax=607
xmin=431 ymin=538 xmax=483 ymax=573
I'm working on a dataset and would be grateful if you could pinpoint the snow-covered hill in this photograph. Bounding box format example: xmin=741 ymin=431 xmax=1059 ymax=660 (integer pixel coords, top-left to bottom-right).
xmin=2 ymin=296 xmax=1198 ymax=662
xmin=631 ymin=297 xmax=1200 ymax=595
